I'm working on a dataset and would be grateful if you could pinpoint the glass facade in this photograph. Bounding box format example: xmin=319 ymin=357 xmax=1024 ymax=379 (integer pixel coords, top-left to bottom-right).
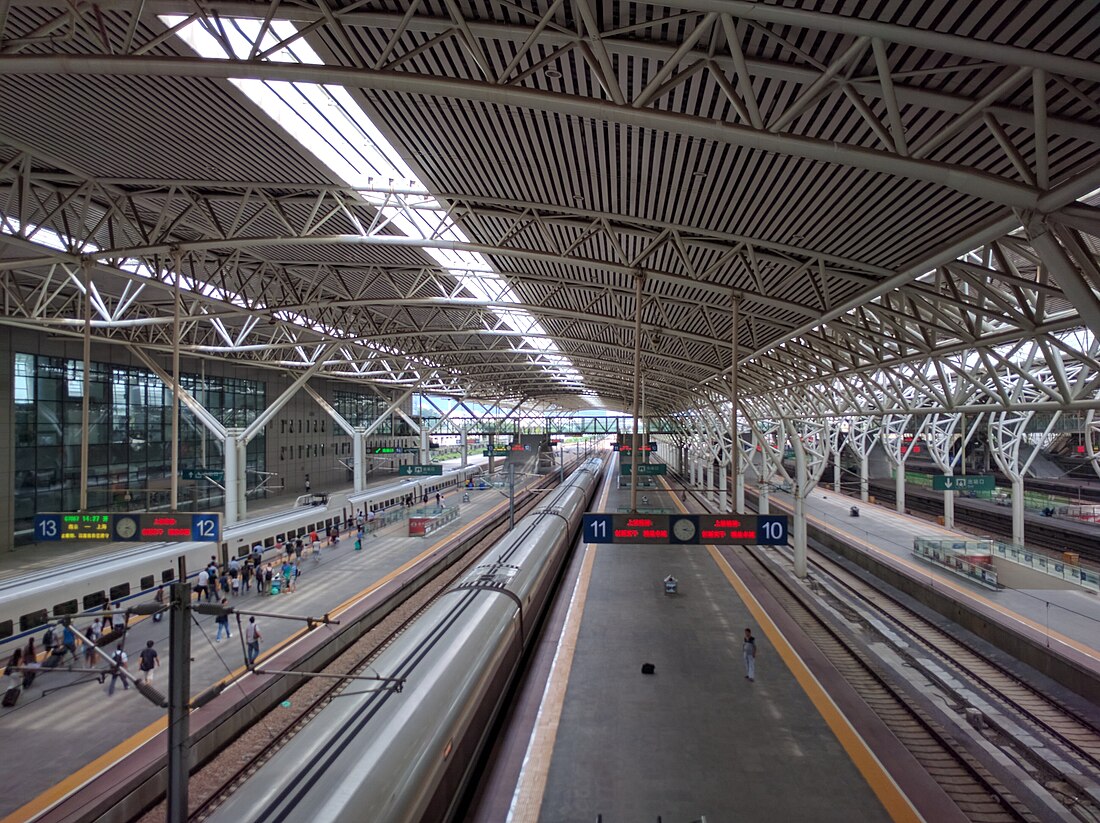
xmin=333 ymin=390 xmax=415 ymax=435
xmin=13 ymin=353 xmax=265 ymax=544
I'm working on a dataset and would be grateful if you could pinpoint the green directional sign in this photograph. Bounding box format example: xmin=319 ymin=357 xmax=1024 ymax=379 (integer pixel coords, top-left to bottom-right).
xmin=621 ymin=463 xmax=667 ymax=476
xmin=181 ymin=468 xmax=224 ymax=482
xmin=399 ymin=464 xmax=443 ymax=476
xmin=933 ymin=474 xmax=995 ymax=492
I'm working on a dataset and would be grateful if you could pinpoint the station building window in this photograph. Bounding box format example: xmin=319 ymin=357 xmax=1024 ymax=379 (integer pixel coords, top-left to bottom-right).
xmin=13 ymin=353 xmax=266 ymax=545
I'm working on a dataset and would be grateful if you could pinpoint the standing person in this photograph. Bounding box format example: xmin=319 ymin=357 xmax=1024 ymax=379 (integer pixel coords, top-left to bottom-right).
xmin=153 ymin=586 xmax=165 ymax=622
xmin=84 ymin=619 xmax=101 ymax=667
xmin=742 ymin=628 xmax=757 ymax=682
xmin=245 ymin=617 xmax=262 ymax=666
xmin=41 ymin=625 xmax=56 ymax=657
xmin=215 ymin=599 xmax=231 ymax=641
xmin=196 ymin=567 xmax=210 ymax=602
xmin=61 ymin=620 xmax=79 ymax=664
xmin=435 ymin=492 xmax=441 ymax=508
xmin=107 ymin=645 xmax=129 ymax=695
xmin=3 ymin=648 xmax=24 ymax=706
xmin=305 ymin=475 xmax=311 ymax=493
xmin=138 ymin=641 xmax=159 ymax=684
xmin=21 ymin=638 xmax=39 ymax=689
xmin=110 ymin=603 xmax=126 ymax=637
xmin=241 ymin=560 xmax=253 ymax=593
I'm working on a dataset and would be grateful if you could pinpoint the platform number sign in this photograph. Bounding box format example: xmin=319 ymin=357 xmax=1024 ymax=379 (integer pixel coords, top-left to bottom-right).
xmin=192 ymin=514 xmax=221 ymax=542
xmin=34 ymin=514 xmax=62 ymax=541
xmin=584 ymin=514 xmax=613 ymax=544
xmin=755 ymin=515 xmax=788 ymax=545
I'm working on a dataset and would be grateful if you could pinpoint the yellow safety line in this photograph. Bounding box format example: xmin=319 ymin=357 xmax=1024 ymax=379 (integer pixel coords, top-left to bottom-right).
xmin=508 ymin=466 xmax=613 ymax=823
xmin=661 ymin=479 xmax=922 ymax=823
xmin=763 ymin=492 xmax=1100 ymax=664
xmin=4 ymin=494 xmax=512 ymax=823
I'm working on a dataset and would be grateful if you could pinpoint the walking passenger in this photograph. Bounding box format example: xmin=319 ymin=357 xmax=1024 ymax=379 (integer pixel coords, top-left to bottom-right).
xmin=61 ymin=621 xmax=79 ymax=664
xmin=107 ymin=646 xmax=129 ymax=695
xmin=215 ymin=599 xmax=231 ymax=641
xmin=743 ymin=628 xmax=757 ymax=682
xmin=245 ymin=617 xmax=262 ymax=666
xmin=138 ymin=641 xmax=159 ymax=684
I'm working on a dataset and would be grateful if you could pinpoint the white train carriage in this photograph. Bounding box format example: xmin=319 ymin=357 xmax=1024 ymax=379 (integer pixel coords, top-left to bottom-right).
xmin=205 ymin=458 xmax=603 ymax=823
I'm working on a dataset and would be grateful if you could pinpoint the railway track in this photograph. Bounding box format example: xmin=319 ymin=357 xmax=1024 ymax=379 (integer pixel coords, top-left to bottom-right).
xmin=731 ymin=542 xmax=1036 ymax=822
xmin=141 ymin=462 xmax=585 ymax=823
xmin=803 ymin=548 xmax=1100 ymax=797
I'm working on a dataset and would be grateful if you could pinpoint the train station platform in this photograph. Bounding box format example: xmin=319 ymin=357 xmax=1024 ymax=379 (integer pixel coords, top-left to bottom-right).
xmin=755 ymin=484 xmax=1100 ymax=680
xmin=472 ymin=469 xmax=954 ymax=823
xmin=0 ymin=474 xmax=507 ymax=823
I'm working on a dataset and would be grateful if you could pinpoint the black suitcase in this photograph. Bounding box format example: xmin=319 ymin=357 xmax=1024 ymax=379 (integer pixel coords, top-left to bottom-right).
xmin=2 ymin=686 xmax=20 ymax=707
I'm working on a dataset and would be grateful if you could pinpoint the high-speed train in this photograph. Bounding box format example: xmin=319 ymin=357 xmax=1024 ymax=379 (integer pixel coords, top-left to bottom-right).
xmin=206 ymin=457 xmax=605 ymax=823
xmin=0 ymin=466 xmax=480 ymax=643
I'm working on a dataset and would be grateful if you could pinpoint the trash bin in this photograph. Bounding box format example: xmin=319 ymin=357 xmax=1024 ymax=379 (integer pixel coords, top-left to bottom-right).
xmin=1063 ymin=551 xmax=1080 ymax=566
xmin=849 ymin=506 xmax=859 ymax=517
xmin=663 ymin=575 xmax=678 ymax=594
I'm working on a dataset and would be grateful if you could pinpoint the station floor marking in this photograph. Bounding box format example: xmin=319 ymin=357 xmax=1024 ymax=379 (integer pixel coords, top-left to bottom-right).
xmin=660 ymin=483 xmax=923 ymax=823
xmin=508 ymin=468 xmax=613 ymax=823
xmin=762 ymin=492 xmax=1100 ymax=665
xmin=3 ymin=494 xmax=511 ymax=823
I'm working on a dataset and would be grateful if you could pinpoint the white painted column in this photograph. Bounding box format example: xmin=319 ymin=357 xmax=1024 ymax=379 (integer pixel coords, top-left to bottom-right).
xmin=833 ymin=453 xmax=841 ymax=493
xmin=718 ymin=468 xmax=728 ymax=511
xmin=793 ymin=446 xmax=808 ymax=578
xmin=860 ymin=454 xmax=869 ymax=502
xmin=1011 ymin=476 xmax=1025 ymax=546
xmin=896 ymin=463 xmax=906 ymax=514
xmin=706 ymin=463 xmax=715 ymax=508
xmin=224 ymin=428 xmax=241 ymax=526
xmin=419 ymin=428 xmax=430 ymax=464
xmin=352 ymin=429 xmax=365 ymax=492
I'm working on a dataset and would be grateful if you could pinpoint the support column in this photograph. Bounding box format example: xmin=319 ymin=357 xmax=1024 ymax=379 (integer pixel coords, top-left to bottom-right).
xmin=419 ymin=428 xmax=429 ymax=464
xmin=629 ymin=272 xmax=644 ymax=513
xmin=460 ymin=428 xmax=469 ymax=468
xmin=793 ymin=445 xmax=807 ymax=578
xmin=729 ymin=292 xmax=740 ymax=513
xmin=833 ymin=454 xmax=841 ymax=493
xmin=79 ymin=264 xmax=91 ymax=511
xmin=860 ymin=454 xmax=869 ymax=502
xmin=758 ymin=454 xmax=770 ymax=514
xmin=167 ymin=581 xmax=191 ymax=823
xmin=989 ymin=407 xmax=1060 ymax=547
xmin=352 ymin=429 xmax=365 ymax=492
xmin=718 ymin=468 xmax=727 ymax=510
xmin=224 ymin=428 xmax=241 ymax=526
xmin=895 ymin=462 xmax=906 ymax=514
xmin=1012 ymin=476 xmax=1025 ymax=545
xmin=706 ymin=462 xmax=715 ymax=508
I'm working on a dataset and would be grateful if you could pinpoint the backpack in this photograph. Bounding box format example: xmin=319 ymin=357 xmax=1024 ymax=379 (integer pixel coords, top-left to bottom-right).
xmin=111 ymin=650 xmax=124 ymax=673
xmin=42 ymin=627 xmax=54 ymax=648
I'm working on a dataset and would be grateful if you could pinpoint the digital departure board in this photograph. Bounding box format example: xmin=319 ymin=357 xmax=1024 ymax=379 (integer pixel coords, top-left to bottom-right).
xmin=582 ymin=513 xmax=788 ymax=546
xmin=34 ymin=513 xmax=221 ymax=543
xmin=613 ymin=442 xmax=659 ymax=452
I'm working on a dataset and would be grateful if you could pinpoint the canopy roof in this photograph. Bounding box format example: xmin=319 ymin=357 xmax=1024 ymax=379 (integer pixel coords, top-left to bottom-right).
xmin=1 ymin=1 xmax=1098 ymax=417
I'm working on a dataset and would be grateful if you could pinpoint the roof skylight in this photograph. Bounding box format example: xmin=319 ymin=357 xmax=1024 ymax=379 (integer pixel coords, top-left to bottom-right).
xmin=163 ymin=15 xmax=588 ymax=395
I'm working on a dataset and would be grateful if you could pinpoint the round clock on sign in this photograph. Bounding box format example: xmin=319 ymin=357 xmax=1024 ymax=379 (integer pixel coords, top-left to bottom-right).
xmin=116 ymin=515 xmax=139 ymax=540
xmin=671 ymin=516 xmax=696 ymax=542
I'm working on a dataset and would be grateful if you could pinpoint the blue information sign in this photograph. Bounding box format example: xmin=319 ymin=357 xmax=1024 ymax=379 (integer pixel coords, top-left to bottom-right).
xmin=33 ymin=512 xmax=220 ymax=543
